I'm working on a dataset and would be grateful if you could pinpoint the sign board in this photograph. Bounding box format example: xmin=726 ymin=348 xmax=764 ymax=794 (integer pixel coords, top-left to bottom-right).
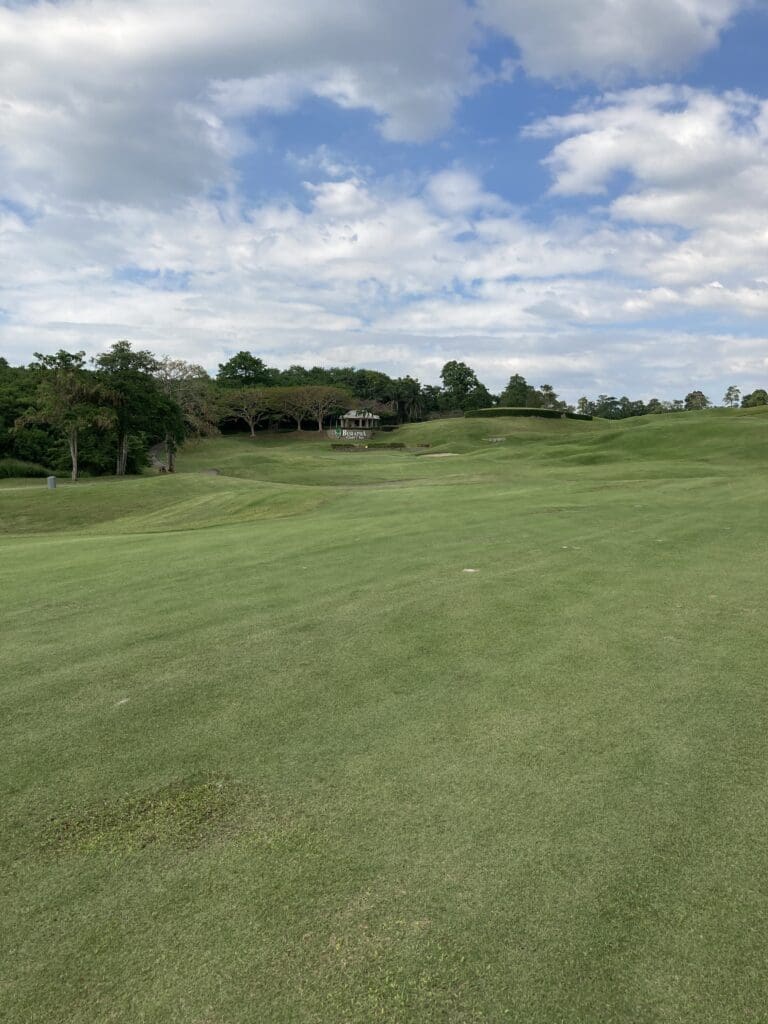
xmin=333 ymin=428 xmax=371 ymax=440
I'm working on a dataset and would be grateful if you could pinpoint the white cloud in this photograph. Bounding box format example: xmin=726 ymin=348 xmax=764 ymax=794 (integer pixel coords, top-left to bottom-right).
xmin=0 ymin=0 xmax=476 ymax=205
xmin=0 ymin=0 xmax=751 ymax=208
xmin=528 ymin=86 xmax=768 ymax=289
xmin=0 ymin=2 xmax=765 ymax=399
xmin=477 ymin=0 xmax=747 ymax=81
xmin=3 ymin=158 xmax=766 ymax=398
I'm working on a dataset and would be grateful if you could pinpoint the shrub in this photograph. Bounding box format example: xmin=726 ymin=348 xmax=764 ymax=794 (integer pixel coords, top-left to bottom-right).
xmin=0 ymin=458 xmax=53 ymax=478
xmin=465 ymin=407 xmax=592 ymax=421
xmin=330 ymin=442 xmax=406 ymax=451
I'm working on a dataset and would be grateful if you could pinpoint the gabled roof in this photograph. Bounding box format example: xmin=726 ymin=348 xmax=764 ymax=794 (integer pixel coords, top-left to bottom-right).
xmin=342 ymin=409 xmax=381 ymax=420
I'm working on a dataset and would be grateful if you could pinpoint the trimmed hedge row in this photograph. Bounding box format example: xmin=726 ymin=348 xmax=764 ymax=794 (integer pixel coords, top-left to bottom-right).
xmin=465 ymin=407 xmax=593 ymax=421
xmin=0 ymin=458 xmax=53 ymax=478
xmin=330 ymin=442 xmax=406 ymax=450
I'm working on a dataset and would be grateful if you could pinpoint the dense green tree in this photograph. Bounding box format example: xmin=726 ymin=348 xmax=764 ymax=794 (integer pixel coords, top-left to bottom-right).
xmin=393 ymin=376 xmax=426 ymax=421
xmin=742 ymin=388 xmax=768 ymax=408
xmin=439 ymin=361 xmax=494 ymax=411
xmin=499 ymin=373 xmax=533 ymax=407
xmin=684 ymin=390 xmax=711 ymax=410
xmin=18 ymin=351 xmax=115 ymax=480
xmin=94 ymin=340 xmax=178 ymax=475
xmin=217 ymin=352 xmax=276 ymax=389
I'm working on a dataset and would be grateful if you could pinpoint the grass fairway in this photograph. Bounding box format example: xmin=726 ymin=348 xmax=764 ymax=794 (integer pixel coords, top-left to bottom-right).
xmin=3 ymin=408 xmax=768 ymax=1023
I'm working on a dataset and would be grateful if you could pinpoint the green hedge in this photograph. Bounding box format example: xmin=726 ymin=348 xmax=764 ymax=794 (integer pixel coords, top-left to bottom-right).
xmin=465 ymin=407 xmax=592 ymax=421
xmin=331 ymin=442 xmax=406 ymax=450
xmin=0 ymin=458 xmax=53 ymax=478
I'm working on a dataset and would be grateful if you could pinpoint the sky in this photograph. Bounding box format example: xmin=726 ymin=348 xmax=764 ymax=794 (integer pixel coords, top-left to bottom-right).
xmin=1 ymin=0 xmax=767 ymax=401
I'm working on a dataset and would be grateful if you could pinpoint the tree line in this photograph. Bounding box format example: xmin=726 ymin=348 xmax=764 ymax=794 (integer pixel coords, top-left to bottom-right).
xmin=1 ymin=344 xmax=766 ymax=479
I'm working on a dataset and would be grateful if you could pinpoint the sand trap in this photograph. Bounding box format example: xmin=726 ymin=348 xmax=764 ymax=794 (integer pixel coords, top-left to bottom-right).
xmin=422 ymin=452 xmax=459 ymax=457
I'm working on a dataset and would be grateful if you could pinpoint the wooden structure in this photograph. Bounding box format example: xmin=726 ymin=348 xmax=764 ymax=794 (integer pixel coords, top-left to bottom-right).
xmin=339 ymin=409 xmax=381 ymax=430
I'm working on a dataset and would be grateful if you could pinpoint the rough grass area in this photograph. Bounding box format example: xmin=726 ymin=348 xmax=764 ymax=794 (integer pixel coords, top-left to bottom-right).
xmin=2 ymin=407 xmax=768 ymax=1023
xmin=42 ymin=776 xmax=244 ymax=854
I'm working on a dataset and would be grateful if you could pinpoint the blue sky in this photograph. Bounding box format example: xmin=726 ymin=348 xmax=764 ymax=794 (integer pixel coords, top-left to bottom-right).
xmin=0 ymin=0 xmax=767 ymax=401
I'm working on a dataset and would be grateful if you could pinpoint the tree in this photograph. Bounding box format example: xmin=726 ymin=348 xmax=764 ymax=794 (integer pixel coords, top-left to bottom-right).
xmin=742 ymin=388 xmax=768 ymax=408
xmin=576 ymin=396 xmax=593 ymax=415
xmin=593 ymin=395 xmax=622 ymax=419
xmin=153 ymin=358 xmax=218 ymax=471
xmin=684 ymin=390 xmax=711 ymax=410
xmin=500 ymin=373 xmax=534 ymax=407
xmin=223 ymin=387 xmax=272 ymax=437
xmin=723 ymin=385 xmax=741 ymax=408
xmin=439 ymin=361 xmax=494 ymax=411
xmin=538 ymin=384 xmax=565 ymax=411
xmin=272 ymin=385 xmax=351 ymax=431
xmin=93 ymin=340 xmax=174 ymax=475
xmin=392 ymin=376 xmax=425 ymax=422
xmin=440 ymin=360 xmax=478 ymax=398
xmin=18 ymin=351 xmax=114 ymax=480
xmin=217 ymin=352 xmax=275 ymax=388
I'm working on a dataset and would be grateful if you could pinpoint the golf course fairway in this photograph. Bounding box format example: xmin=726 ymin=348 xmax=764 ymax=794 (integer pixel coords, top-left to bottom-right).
xmin=2 ymin=407 xmax=768 ymax=1023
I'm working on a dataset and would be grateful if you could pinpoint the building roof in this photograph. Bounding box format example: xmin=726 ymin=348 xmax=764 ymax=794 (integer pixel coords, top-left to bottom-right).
xmin=342 ymin=409 xmax=381 ymax=420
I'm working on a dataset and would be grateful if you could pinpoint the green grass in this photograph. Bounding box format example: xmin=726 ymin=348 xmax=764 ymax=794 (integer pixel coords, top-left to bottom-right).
xmin=3 ymin=408 xmax=768 ymax=1023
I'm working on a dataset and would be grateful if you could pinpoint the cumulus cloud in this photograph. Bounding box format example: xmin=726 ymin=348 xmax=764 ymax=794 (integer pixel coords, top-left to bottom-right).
xmin=0 ymin=0 xmax=751 ymax=208
xmin=0 ymin=2 xmax=765 ymax=397
xmin=527 ymin=86 xmax=768 ymax=286
xmin=2 ymin=155 xmax=766 ymax=397
xmin=478 ymin=0 xmax=747 ymax=81
xmin=0 ymin=0 xmax=476 ymax=205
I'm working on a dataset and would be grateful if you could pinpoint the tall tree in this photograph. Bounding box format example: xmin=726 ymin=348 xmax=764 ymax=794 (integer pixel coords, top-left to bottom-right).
xmin=392 ymin=376 xmax=425 ymax=422
xmin=723 ymin=385 xmax=741 ymax=407
xmin=153 ymin=358 xmax=218 ymax=471
xmin=439 ymin=361 xmax=493 ymax=411
xmin=742 ymin=389 xmax=768 ymax=407
xmin=94 ymin=341 xmax=180 ymax=475
xmin=18 ymin=351 xmax=114 ymax=480
xmin=217 ymin=352 xmax=275 ymax=388
xmin=684 ymin=390 xmax=711 ymax=410
xmin=499 ymin=373 xmax=532 ymax=407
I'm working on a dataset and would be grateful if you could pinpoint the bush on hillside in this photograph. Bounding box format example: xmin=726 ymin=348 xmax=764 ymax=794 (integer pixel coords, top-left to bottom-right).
xmin=465 ymin=407 xmax=593 ymax=421
xmin=0 ymin=458 xmax=53 ymax=478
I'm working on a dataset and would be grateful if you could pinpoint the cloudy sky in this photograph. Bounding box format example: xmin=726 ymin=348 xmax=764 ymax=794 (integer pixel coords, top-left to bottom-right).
xmin=1 ymin=0 xmax=767 ymax=399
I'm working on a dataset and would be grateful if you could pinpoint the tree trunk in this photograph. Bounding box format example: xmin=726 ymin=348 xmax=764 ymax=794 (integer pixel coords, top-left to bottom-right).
xmin=69 ymin=429 xmax=78 ymax=481
xmin=249 ymin=420 xmax=256 ymax=437
xmin=164 ymin=436 xmax=176 ymax=473
xmin=116 ymin=431 xmax=129 ymax=475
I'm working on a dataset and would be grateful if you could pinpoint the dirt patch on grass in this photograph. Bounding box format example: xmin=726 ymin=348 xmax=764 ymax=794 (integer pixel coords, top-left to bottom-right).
xmin=42 ymin=775 xmax=245 ymax=855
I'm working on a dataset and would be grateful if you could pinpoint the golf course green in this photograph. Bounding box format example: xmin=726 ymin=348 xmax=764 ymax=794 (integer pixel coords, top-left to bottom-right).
xmin=3 ymin=407 xmax=768 ymax=1023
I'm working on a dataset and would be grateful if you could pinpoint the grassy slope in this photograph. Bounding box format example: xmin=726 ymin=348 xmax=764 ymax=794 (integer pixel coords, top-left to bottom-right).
xmin=2 ymin=409 xmax=768 ymax=1023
